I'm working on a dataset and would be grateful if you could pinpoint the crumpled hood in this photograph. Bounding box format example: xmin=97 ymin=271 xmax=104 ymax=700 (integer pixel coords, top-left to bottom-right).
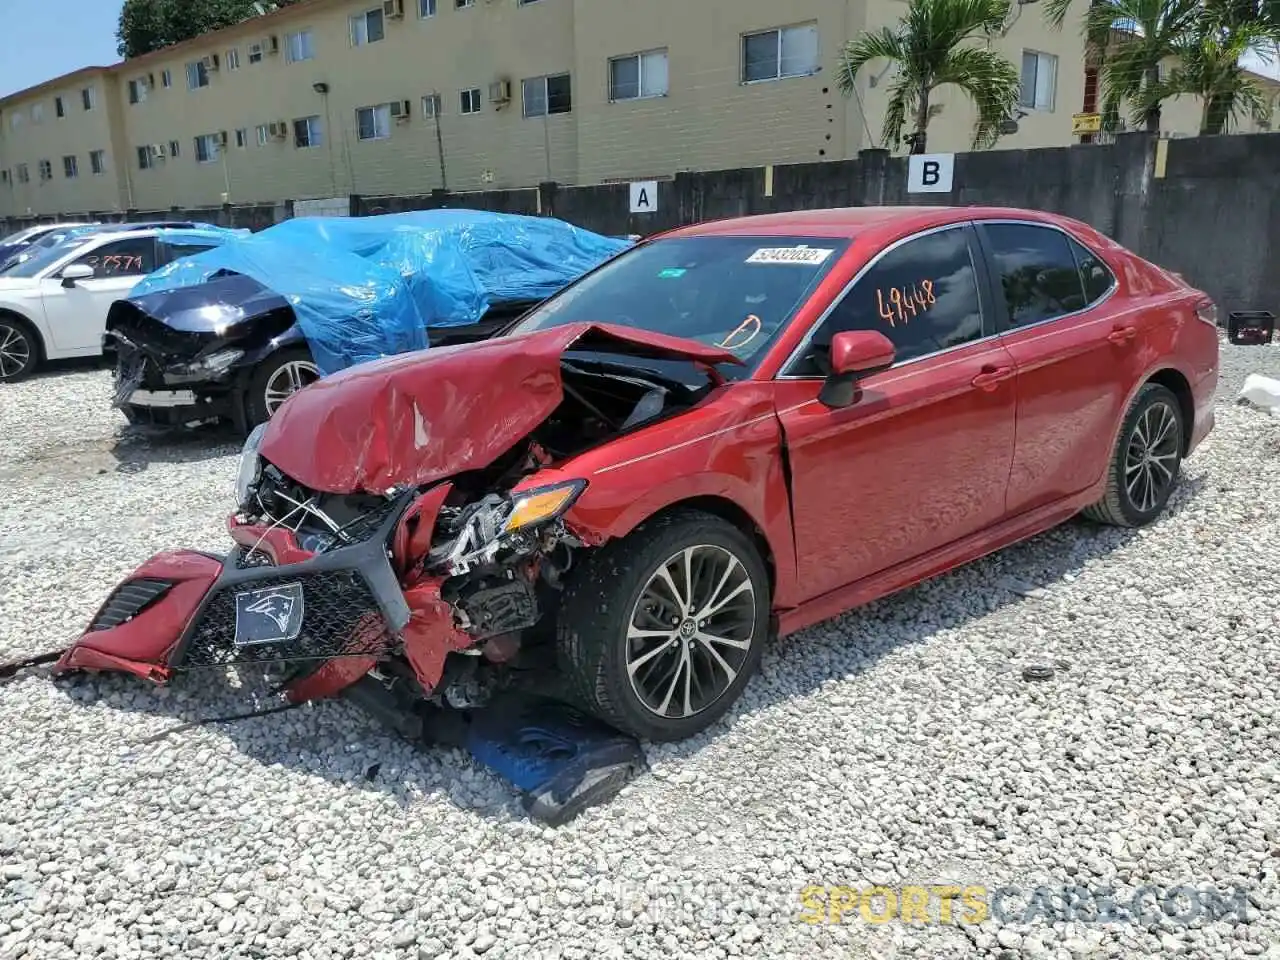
xmin=259 ymin=321 xmax=742 ymax=494
xmin=115 ymin=272 xmax=292 ymax=335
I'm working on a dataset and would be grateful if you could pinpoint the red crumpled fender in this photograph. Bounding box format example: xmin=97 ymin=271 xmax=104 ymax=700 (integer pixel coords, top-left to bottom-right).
xmin=53 ymin=550 xmax=224 ymax=681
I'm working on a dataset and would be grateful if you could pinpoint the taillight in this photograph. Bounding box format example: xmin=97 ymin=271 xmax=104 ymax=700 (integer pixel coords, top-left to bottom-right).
xmin=1195 ymin=299 xmax=1219 ymax=328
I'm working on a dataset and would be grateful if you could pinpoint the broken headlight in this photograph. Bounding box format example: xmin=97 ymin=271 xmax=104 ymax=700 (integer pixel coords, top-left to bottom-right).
xmin=168 ymin=347 xmax=245 ymax=379
xmin=234 ymin=422 xmax=268 ymax=507
xmin=435 ymin=479 xmax=587 ymax=576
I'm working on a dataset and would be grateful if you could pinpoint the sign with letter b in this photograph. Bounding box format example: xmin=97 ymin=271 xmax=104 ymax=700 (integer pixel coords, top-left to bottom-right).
xmin=907 ymin=153 xmax=955 ymax=194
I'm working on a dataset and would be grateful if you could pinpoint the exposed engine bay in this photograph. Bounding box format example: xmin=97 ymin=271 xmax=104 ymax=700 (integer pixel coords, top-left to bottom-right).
xmin=233 ymin=358 xmax=708 ymax=709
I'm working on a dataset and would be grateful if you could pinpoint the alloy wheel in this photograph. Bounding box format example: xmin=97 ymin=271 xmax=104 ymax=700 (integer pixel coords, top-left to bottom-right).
xmin=0 ymin=324 xmax=32 ymax=380
xmin=1124 ymin=400 xmax=1181 ymax=513
xmin=626 ymin=544 xmax=758 ymax=720
xmin=263 ymin=359 xmax=320 ymax=416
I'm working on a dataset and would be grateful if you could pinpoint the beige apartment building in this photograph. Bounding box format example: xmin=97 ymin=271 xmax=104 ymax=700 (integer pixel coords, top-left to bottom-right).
xmin=0 ymin=0 xmax=1268 ymax=220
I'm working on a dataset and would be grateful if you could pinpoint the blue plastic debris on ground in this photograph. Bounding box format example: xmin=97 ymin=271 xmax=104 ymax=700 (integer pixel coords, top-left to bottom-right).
xmin=127 ymin=210 xmax=635 ymax=375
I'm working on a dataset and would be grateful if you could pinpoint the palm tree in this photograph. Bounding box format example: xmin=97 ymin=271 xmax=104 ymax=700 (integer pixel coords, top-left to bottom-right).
xmin=835 ymin=0 xmax=1023 ymax=154
xmin=1140 ymin=19 xmax=1278 ymax=133
xmin=1043 ymin=0 xmax=1204 ymax=133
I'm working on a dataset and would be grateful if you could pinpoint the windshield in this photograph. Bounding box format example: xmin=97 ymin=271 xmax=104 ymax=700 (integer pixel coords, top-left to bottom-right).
xmin=1 ymin=238 xmax=93 ymax=278
xmin=509 ymin=235 xmax=849 ymax=374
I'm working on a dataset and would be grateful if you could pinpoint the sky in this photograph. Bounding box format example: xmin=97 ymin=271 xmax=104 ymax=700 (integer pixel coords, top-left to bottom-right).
xmin=0 ymin=0 xmax=126 ymax=99
xmin=0 ymin=0 xmax=1276 ymax=102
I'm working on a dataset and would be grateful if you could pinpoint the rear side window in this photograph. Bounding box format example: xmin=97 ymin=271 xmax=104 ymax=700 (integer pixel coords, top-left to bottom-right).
xmin=981 ymin=222 xmax=1087 ymax=328
xmin=164 ymin=242 xmax=216 ymax=262
xmin=1067 ymin=235 xmax=1116 ymax=304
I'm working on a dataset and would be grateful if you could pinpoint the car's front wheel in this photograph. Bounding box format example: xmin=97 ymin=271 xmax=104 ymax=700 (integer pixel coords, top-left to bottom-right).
xmin=556 ymin=508 xmax=770 ymax=742
xmin=1083 ymin=382 xmax=1186 ymax=527
xmin=245 ymin=346 xmax=321 ymax=427
xmin=0 ymin=315 xmax=39 ymax=383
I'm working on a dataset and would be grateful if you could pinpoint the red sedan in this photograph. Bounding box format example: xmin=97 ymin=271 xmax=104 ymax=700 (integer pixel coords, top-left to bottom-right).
xmin=44 ymin=206 xmax=1219 ymax=742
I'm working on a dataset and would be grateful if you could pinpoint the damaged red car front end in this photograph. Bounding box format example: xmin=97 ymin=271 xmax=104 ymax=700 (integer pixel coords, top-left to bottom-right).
xmin=47 ymin=322 xmax=741 ymax=707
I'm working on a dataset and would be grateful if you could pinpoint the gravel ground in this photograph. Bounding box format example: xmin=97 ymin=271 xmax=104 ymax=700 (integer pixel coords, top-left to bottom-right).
xmin=1 ymin=343 xmax=1278 ymax=960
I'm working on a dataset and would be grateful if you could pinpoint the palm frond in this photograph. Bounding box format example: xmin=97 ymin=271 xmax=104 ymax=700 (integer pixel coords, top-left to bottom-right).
xmin=835 ymin=31 xmax=909 ymax=98
xmin=934 ymin=46 xmax=1024 ymax=147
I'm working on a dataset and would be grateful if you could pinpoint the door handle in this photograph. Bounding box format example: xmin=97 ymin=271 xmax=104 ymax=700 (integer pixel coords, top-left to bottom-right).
xmin=1107 ymin=324 xmax=1138 ymax=344
xmin=971 ymin=364 xmax=1014 ymax=391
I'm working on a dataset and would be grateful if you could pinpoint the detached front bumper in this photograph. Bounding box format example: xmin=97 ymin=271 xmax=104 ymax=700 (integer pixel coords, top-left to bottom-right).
xmin=51 ymin=489 xmax=475 ymax=702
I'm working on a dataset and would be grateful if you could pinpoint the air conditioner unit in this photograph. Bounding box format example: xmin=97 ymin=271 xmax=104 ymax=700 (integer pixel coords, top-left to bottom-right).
xmin=267 ymin=121 xmax=288 ymax=139
xmin=489 ymin=79 xmax=511 ymax=103
xmin=202 ymin=54 xmax=220 ymax=71
xmin=383 ymin=0 xmax=405 ymax=18
xmin=216 ymin=131 xmax=229 ymax=146
xmin=147 ymin=73 xmax=156 ymax=87
xmin=266 ymin=34 xmax=281 ymax=54
xmin=149 ymin=143 xmax=167 ymax=159
xmin=390 ymin=99 xmax=413 ymax=120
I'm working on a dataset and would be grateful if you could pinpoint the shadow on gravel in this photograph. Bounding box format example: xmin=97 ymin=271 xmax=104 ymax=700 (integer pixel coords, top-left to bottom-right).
xmin=21 ymin=473 xmax=1210 ymax=823
xmin=108 ymin=422 xmax=246 ymax=474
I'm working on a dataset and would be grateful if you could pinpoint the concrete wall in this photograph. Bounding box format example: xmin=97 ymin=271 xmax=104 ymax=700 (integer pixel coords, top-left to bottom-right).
xmin=6 ymin=131 xmax=1279 ymax=320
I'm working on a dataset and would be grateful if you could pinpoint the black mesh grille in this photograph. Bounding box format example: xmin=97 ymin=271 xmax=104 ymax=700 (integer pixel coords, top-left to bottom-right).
xmin=89 ymin=578 xmax=173 ymax=631
xmin=179 ymin=569 xmax=394 ymax=668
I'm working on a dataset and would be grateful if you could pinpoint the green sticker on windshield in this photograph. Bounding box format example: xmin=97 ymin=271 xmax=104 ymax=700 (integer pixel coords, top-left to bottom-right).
xmin=658 ymin=267 xmax=686 ymax=278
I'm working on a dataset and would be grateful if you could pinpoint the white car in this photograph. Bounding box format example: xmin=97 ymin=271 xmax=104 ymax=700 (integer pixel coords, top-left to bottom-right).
xmin=0 ymin=226 xmax=244 ymax=382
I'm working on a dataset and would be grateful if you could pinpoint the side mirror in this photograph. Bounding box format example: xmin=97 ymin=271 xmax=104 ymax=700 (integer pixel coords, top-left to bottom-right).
xmin=60 ymin=263 xmax=95 ymax=287
xmin=819 ymin=330 xmax=896 ymax=408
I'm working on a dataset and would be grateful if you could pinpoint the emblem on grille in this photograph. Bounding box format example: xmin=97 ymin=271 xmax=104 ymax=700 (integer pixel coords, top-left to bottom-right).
xmin=233 ymin=582 xmax=306 ymax=647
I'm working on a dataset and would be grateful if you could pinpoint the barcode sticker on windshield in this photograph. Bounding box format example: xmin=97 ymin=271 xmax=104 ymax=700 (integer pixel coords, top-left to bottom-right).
xmin=746 ymin=246 xmax=835 ymax=265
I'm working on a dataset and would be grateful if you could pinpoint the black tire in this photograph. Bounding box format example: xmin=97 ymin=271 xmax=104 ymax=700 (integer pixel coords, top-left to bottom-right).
xmin=556 ymin=508 xmax=770 ymax=742
xmin=1082 ymin=382 xmax=1185 ymax=527
xmin=244 ymin=346 xmax=321 ymax=427
xmin=0 ymin=314 xmax=39 ymax=383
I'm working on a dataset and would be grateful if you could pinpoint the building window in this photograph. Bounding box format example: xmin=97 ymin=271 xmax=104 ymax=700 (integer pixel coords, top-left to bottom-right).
xmin=55 ymin=96 xmax=66 ymax=118
xmin=161 ymin=69 xmax=172 ymax=88
xmin=286 ymin=30 xmax=315 ymax=63
xmin=226 ymin=48 xmax=241 ymax=70
xmin=16 ymin=163 xmax=29 ymax=183
xmin=31 ymin=103 xmax=44 ymax=123
xmin=294 ymin=115 xmax=323 ymax=148
xmin=609 ymin=49 xmax=669 ymax=101
xmin=169 ymin=139 xmax=181 ymax=158
xmin=38 ymin=159 xmax=53 ymax=181
xmin=82 ymin=86 xmax=96 ymax=110
xmin=9 ymin=111 xmax=22 ymax=130
xmin=235 ymin=128 xmax=248 ymax=148
xmin=63 ymin=155 xmax=79 ymax=178
xmin=90 ymin=150 xmax=106 ymax=174
xmin=128 ymin=78 xmax=149 ymax=104
xmin=742 ymin=23 xmax=819 ymax=83
xmin=256 ymin=124 xmax=271 ymax=146
xmin=460 ymin=87 xmax=482 ymax=114
xmin=187 ymin=60 xmax=210 ymax=90
xmin=456 ymin=0 xmax=473 ymax=7
xmin=522 ymin=73 xmax=572 ymax=118
xmin=420 ymin=0 xmax=436 ymax=15
xmin=195 ymin=134 xmax=221 ymax=163
xmin=248 ymin=42 xmax=264 ymax=64
xmin=423 ymin=93 xmax=442 ymax=118
xmin=0 ymin=171 xmax=6 ymax=184
xmin=356 ymin=104 xmax=391 ymax=140
xmin=1020 ymin=50 xmax=1057 ymax=111
xmin=351 ymin=8 xmax=385 ymax=45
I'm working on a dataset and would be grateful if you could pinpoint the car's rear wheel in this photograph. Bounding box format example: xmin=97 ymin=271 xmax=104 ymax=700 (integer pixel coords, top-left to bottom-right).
xmin=0 ymin=315 xmax=39 ymax=383
xmin=245 ymin=346 xmax=321 ymax=427
xmin=1082 ymin=382 xmax=1185 ymax=527
xmin=556 ymin=509 xmax=770 ymax=742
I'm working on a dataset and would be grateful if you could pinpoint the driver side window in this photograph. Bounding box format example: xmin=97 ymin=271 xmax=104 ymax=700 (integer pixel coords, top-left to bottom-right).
xmin=788 ymin=226 xmax=985 ymax=376
xmin=69 ymin=238 xmax=158 ymax=279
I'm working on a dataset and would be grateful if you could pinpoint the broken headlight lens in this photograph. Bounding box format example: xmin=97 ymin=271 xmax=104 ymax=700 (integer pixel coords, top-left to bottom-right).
xmin=234 ymin=422 xmax=268 ymax=507
xmin=503 ymin=480 xmax=588 ymax=534
xmin=170 ymin=347 xmax=245 ymax=378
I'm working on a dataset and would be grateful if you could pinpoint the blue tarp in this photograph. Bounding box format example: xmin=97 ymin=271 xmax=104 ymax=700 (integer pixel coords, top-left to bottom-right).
xmin=128 ymin=210 xmax=634 ymax=375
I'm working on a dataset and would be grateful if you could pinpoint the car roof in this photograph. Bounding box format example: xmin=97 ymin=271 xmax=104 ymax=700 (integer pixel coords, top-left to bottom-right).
xmin=658 ymin=205 xmax=1071 ymax=241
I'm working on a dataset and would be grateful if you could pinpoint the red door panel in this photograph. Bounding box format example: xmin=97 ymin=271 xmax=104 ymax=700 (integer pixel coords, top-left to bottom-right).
xmin=774 ymin=337 xmax=1018 ymax=605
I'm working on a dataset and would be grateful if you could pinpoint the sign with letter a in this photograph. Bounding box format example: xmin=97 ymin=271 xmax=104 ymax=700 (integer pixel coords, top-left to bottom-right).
xmin=629 ymin=181 xmax=658 ymax=214
xmin=907 ymin=154 xmax=955 ymax=194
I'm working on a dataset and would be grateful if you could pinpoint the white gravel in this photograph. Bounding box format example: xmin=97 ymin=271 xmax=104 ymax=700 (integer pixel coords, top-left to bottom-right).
xmin=1 ymin=343 xmax=1278 ymax=960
